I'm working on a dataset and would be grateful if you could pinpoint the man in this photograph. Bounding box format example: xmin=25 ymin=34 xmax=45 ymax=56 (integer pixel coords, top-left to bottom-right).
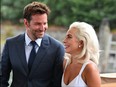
xmin=1 ymin=2 xmax=65 ymax=87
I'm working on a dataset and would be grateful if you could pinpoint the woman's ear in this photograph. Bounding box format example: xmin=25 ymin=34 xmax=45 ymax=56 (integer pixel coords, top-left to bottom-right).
xmin=78 ymin=40 xmax=83 ymax=48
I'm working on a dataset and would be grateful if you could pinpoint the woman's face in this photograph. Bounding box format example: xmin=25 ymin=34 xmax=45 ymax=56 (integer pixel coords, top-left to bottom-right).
xmin=63 ymin=28 xmax=81 ymax=55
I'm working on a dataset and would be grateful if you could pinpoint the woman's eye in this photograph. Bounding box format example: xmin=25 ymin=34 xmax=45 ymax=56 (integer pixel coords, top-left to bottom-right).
xmin=67 ymin=35 xmax=72 ymax=38
xmin=68 ymin=36 xmax=71 ymax=38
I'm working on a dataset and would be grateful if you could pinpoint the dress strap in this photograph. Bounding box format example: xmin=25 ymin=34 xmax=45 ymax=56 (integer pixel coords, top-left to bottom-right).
xmin=79 ymin=61 xmax=90 ymax=75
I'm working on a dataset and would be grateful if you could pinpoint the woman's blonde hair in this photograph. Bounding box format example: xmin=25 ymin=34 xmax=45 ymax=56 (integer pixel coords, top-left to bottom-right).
xmin=65 ymin=22 xmax=100 ymax=65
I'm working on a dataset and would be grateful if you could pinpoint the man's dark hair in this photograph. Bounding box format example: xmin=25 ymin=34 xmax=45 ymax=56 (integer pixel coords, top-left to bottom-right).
xmin=23 ymin=1 xmax=51 ymax=21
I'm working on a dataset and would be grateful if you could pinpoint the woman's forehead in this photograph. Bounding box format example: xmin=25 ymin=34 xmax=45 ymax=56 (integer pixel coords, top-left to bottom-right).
xmin=67 ymin=27 xmax=78 ymax=33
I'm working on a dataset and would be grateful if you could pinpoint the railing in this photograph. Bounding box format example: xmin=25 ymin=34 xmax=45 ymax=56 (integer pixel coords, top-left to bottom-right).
xmin=106 ymin=34 xmax=116 ymax=72
xmin=100 ymin=73 xmax=116 ymax=87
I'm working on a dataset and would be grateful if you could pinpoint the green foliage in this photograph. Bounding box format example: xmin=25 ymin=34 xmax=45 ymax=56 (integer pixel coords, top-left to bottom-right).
xmin=1 ymin=0 xmax=116 ymax=30
xmin=1 ymin=0 xmax=33 ymax=22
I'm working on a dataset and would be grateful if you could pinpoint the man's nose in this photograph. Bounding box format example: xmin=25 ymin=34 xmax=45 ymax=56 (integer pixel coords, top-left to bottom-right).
xmin=40 ymin=25 xmax=45 ymax=30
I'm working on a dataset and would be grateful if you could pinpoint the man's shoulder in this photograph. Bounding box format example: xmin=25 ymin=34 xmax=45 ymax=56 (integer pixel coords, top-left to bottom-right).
xmin=6 ymin=33 xmax=25 ymax=41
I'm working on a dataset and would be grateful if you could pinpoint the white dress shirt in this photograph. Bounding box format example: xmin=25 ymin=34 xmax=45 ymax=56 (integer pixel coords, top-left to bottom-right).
xmin=25 ymin=33 xmax=42 ymax=63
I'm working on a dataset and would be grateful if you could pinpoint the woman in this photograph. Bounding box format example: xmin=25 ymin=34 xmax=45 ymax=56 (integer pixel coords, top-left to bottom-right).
xmin=62 ymin=21 xmax=101 ymax=87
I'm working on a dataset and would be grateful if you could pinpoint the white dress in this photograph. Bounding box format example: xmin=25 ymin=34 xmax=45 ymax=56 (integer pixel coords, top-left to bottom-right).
xmin=61 ymin=61 xmax=89 ymax=87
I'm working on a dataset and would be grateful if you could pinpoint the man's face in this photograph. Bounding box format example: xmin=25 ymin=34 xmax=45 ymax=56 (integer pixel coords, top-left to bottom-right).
xmin=24 ymin=13 xmax=48 ymax=40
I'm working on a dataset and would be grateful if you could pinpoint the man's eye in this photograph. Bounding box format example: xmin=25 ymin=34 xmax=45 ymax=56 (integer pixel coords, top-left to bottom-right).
xmin=44 ymin=23 xmax=47 ymax=25
xmin=34 ymin=23 xmax=39 ymax=25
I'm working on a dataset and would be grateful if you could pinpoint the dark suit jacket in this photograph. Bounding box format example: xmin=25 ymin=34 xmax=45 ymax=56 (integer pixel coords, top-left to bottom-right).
xmin=1 ymin=33 xmax=65 ymax=87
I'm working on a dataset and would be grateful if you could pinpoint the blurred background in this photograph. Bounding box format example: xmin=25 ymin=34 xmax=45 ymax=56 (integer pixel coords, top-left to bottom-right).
xmin=1 ymin=0 xmax=116 ymax=74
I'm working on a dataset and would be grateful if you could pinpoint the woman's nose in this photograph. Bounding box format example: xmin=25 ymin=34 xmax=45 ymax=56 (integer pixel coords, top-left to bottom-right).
xmin=63 ymin=38 xmax=66 ymax=43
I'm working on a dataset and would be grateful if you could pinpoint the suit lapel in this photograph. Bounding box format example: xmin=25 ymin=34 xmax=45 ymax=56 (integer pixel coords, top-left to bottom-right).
xmin=30 ymin=34 xmax=49 ymax=75
xmin=16 ymin=34 xmax=28 ymax=74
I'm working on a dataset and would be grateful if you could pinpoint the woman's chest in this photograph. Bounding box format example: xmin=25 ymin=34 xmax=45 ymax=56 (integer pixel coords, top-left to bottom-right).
xmin=63 ymin=63 xmax=82 ymax=85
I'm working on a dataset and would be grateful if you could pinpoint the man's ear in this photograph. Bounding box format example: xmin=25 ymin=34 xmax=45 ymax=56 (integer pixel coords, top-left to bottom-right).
xmin=24 ymin=19 xmax=29 ymax=28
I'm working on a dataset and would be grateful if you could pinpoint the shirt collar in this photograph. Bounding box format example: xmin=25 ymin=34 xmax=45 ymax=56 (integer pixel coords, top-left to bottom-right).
xmin=25 ymin=33 xmax=42 ymax=47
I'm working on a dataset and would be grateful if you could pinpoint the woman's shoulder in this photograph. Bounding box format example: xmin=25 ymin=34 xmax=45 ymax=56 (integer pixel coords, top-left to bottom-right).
xmin=83 ymin=61 xmax=101 ymax=86
xmin=85 ymin=61 xmax=98 ymax=72
xmin=83 ymin=60 xmax=100 ymax=81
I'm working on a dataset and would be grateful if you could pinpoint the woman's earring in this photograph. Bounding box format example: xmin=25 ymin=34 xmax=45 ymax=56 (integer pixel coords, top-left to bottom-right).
xmin=79 ymin=45 xmax=81 ymax=48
